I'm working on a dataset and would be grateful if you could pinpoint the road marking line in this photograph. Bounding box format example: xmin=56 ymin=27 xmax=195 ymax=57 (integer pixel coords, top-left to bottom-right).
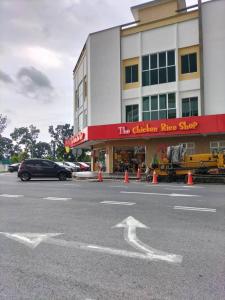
xmin=42 ymin=197 xmax=72 ymax=201
xmin=0 ymin=232 xmax=182 ymax=264
xmin=0 ymin=194 xmax=24 ymax=198
xmin=100 ymin=201 xmax=135 ymax=206
xmin=111 ymin=185 xmax=129 ymax=188
xmin=173 ymin=206 xmax=216 ymax=212
xmin=120 ymin=191 xmax=201 ymax=197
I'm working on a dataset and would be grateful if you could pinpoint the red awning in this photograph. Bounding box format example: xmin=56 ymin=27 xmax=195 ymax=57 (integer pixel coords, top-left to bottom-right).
xmin=65 ymin=114 xmax=225 ymax=148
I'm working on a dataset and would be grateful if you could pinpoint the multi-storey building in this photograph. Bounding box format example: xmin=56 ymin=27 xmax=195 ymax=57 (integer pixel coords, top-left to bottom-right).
xmin=65 ymin=0 xmax=225 ymax=173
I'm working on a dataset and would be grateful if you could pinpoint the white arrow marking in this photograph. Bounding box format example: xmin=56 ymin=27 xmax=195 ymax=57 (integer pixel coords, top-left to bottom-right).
xmin=100 ymin=201 xmax=135 ymax=206
xmin=120 ymin=191 xmax=200 ymax=197
xmin=113 ymin=216 xmax=182 ymax=263
xmin=173 ymin=206 xmax=216 ymax=212
xmin=0 ymin=232 xmax=62 ymax=249
xmin=0 ymin=194 xmax=24 ymax=198
xmin=0 ymin=232 xmax=182 ymax=264
xmin=43 ymin=197 xmax=72 ymax=201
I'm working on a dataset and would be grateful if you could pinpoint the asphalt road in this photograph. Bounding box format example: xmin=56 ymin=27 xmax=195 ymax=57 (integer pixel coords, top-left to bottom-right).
xmin=0 ymin=173 xmax=224 ymax=300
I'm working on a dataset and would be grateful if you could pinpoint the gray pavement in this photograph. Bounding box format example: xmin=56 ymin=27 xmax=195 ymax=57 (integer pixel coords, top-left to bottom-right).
xmin=0 ymin=173 xmax=224 ymax=299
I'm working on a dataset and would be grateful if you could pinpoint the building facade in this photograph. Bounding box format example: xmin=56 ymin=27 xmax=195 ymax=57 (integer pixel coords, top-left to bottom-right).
xmin=67 ymin=0 xmax=225 ymax=173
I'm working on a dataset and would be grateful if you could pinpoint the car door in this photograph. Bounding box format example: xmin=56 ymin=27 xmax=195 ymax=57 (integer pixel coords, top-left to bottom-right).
xmin=37 ymin=160 xmax=57 ymax=177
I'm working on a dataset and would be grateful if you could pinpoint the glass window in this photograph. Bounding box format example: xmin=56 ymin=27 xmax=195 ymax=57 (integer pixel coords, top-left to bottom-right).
xmin=125 ymin=66 xmax=132 ymax=83
xmin=132 ymin=65 xmax=138 ymax=82
xmin=182 ymin=97 xmax=198 ymax=117
xmin=150 ymin=69 xmax=158 ymax=85
xmin=159 ymin=52 xmax=166 ymax=67
xmin=142 ymin=93 xmax=176 ymax=121
xmin=142 ymin=50 xmax=175 ymax=87
xmin=167 ymin=66 xmax=176 ymax=82
xmin=181 ymin=55 xmax=189 ymax=74
xmin=125 ymin=64 xmax=138 ymax=84
xmin=143 ymin=97 xmax=149 ymax=111
xmin=126 ymin=105 xmax=139 ymax=122
xmin=151 ymin=96 xmax=158 ymax=110
xmin=189 ymin=53 xmax=197 ymax=73
xmin=150 ymin=54 xmax=157 ymax=69
xmin=168 ymin=93 xmax=176 ymax=108
xmin=83 ymin=110 xmax=88 ymax=127
xmin=151 ymin=111 xmax=158 ymax=120
xmin=168 ymin=109 xmax=176 ymax=119
xmin=159 ymin=94 xmax=167 ymax=109
xmin=167 ymin=50 xmax=175 ymax=66
xmin=142 ymin=56 xmax=149 ymax=70
xmin=190 ymin=97 xmax=198 ymax=116
xmin=182 ymin=98 xmax=190 ymax=117
xmin=159 ymin=110 xmax=167 ymax=119
xmin=159 ymin=68 xmax=167 ymax=84
xmin=143 ymin=111 xmax=150 ymax=120
xmin=181 ymin=53 xmax=197 ymax=74
xmin=142 ymin=71 xmax=149 ymax=86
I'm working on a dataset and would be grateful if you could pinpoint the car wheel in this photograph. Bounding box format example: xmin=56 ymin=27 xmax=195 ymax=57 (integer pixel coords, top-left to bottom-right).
xmin=20 ymin=172 xmax=31 ymax=181
xmin=58 ymin=172 xmax=67 ymax=181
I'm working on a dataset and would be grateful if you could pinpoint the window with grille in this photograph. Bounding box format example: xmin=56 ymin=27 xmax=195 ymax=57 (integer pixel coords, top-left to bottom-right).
xmin=182 ymin=97 xmax=198 ymax=117
xmin=142 ymin=93 xmax=176 ymax=121
xmin=182 ymin=142 xmax=195 ymax=155
xmin=126 ymin=105 xmax=139 ymax=122
xmin=142 ymin=50 xmax=176 ymax=86
xmin=210 ymin=141 xmax=225 ymax=153
xmin=125 ymin=64 xmax=138 ymax=84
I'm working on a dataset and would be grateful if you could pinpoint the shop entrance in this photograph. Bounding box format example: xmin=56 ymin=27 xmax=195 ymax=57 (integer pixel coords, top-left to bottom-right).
xmin=93 ymin=148 xmax=106 ymax=171
xmin=113 ymin=146 xmax=146 ymax=173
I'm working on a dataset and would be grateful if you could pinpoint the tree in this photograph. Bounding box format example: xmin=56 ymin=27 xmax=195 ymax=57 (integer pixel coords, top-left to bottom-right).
xmin=10 ymin=125 xmax=40 ymax=157
xmin=0 ymin=114 xmax=7 ymax=135
xmin=0 ymin=136 xmax=13 ymax=160
xmin=33 ymin=142 xmax=52 ymax=158
xmin=48 ymin=124 xmax=73 ymax=160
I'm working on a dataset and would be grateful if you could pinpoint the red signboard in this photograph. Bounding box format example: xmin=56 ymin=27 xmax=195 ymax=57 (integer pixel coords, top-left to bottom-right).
xmin=65 ymin=114 xmax=225 ymax=148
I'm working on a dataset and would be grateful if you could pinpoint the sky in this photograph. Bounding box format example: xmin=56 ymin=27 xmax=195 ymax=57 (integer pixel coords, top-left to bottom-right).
xmin=0 ymin=0 xmax=200 ymax=142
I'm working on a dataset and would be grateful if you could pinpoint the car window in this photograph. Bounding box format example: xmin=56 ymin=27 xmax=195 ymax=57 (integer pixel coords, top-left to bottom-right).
xmin=39 ymin=161 xmax=55 ymax=167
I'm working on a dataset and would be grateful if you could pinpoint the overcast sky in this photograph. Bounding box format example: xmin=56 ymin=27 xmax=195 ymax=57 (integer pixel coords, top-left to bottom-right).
xmin=0 ymin=0 xmax=200 ymax=142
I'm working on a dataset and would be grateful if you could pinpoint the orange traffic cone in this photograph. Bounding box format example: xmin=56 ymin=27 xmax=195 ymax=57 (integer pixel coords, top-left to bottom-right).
xmin=187 ymin=171 xmax=193 ymax=185
xmin=98 ymin=170 xmax=103 ymax=182
xmin=124 ymin=170 xmax=129 ymax=183
xmin=136 ymin=168 xmax=141 ymax=181
xmin=152 ymin=170 xmax=158 ymax=184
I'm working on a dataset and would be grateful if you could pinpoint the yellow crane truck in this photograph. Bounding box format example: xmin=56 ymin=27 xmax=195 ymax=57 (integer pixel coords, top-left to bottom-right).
xmin=149 ymin=144 xmax=225 ymax=183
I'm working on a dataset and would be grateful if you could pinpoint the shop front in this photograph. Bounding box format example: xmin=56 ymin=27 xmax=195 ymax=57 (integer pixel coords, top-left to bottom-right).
xmin=65 ymin=114 xmax=225 ymax=173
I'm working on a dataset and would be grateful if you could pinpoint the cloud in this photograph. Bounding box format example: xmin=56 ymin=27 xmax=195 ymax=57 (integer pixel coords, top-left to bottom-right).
xmin=0 ymin=70 xmax=13 ymax=83
xmin=16 ymin=66 xmax=54 ymax=102
xmin=20 ymin=46 xmax=63 ymax=69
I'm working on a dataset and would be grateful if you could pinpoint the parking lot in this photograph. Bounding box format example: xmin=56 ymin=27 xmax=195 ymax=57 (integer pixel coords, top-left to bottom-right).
xmin=0 ymin=172 xmax=224 ymax=299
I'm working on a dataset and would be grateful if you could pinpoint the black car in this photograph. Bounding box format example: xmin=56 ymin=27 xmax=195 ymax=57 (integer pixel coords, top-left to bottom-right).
xmin=18 ymin=159 xmax=72 ymax=181
xmin=8 ymin=163 xmax=20 ymax=172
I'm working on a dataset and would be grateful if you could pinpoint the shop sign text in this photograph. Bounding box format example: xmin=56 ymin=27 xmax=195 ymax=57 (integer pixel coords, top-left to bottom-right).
xmin=118 ymin=121 xmax=198 ymax=136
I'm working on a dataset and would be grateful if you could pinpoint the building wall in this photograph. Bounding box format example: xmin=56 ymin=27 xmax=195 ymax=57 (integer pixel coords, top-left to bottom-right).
xmin=121 ymin=17 xmax=200 ymax=121
xmin=73 ymin=49 xmax=87 ymax=133
xmin=202 ymin=0 xmax=225 ymax=115
xmin=88 ymin=27 xmax=121 ymax=125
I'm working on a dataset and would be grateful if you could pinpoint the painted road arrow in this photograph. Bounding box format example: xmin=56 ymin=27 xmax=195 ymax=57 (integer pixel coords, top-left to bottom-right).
xmin=0 ymin=227 xmax=182 ymax=264
xmin=113 ymin=216 xmax=182 ymax=263
xmin=0 ymin=232 xmax=62 ymax=249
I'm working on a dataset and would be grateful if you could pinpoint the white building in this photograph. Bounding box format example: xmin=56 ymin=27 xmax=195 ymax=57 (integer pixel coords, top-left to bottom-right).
xmin=67 ymin=0 xmax=225 ymax=173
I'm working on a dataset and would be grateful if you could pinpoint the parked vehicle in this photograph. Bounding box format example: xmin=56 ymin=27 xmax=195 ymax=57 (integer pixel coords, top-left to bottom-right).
xmin=77 ymin=162 xmax=90 ymax=171
xmin=18 ymin=159 xmax=72 ymax=181
xmin=8 ymin=163 xmax=20 ymax=172
xmin=64 ymin=161 xmax=80 ymax=172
